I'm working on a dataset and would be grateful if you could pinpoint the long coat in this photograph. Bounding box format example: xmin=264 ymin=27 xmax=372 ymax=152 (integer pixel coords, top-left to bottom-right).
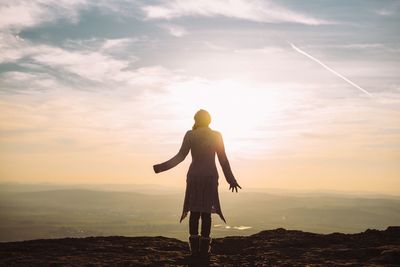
xmin=156 ymin=126 xmax=237 ymax=223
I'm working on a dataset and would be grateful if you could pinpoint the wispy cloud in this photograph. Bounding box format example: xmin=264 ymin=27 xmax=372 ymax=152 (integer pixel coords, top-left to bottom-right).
xmin=375 ymin=2 xmax=400 ymax=16
xmin=0 ymin=33 xmax=185 ymax=89
xmin=203 ymin=41 xmax=227 ymax=51
xmin=0 ymin=33 xmax=130 ymax=82
xmin=234 ymin=46 xmax=285 ymax=54
xmin=142 ymin=0 xmax=331 ymax=25
xmin=290 ymin=43 xmax=373 ymax=97
xmin=32 ymin=46 xmax=132 ymax=82
xmin=0 ymin=71 xmax=60 ymax=94
xmin=0 ymin=0 xmax=90 ymax=31
xmin=100 ymin=38 xmax=137 ymax=51
xmin=306 ymin=43 xmax=385 ymax=49
xmin=159 ymin=23 xmax=187 ymax=37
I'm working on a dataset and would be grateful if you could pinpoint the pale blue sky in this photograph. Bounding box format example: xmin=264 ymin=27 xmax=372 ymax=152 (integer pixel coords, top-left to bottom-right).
xmin=0 ymin=0 xmax=399 ymax=193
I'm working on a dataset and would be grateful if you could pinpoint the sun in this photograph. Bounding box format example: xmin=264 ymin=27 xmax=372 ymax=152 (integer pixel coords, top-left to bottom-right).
xmin=167 ymin=79 xmax=288 ymax=155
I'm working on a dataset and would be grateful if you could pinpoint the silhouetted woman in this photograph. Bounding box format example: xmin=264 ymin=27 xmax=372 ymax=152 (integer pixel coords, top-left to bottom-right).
xmin=153 ymin=109 xmax=241 ymax=257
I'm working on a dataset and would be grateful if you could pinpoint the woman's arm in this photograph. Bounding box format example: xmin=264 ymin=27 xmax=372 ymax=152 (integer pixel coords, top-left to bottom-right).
xmin=216 ymin=132 xmax=241 ymax=192
xmin=153 ymin=131 xmax=191 ymax=173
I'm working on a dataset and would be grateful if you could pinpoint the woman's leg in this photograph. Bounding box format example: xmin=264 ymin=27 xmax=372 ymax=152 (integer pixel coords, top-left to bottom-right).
xmin=189 ymin=211 xmax=201 ymax=235
xmin=200 ymin=212 xmax=211 ymax=237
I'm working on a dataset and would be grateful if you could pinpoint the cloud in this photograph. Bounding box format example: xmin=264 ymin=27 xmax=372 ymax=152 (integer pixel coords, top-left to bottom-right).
xmin=306 ymin=43 xmax=385 ymax=49
xmin=100 ymin=38 xmax=137 ymax=51
xmin=290 ymin=43 xmax=372 ymax=97
xmin=375 ymin=2 xmax=400 ymax=16
xmin=159 ymin=23 xmax=187 ymax=37
xmin=203 ymin=41 xmax=227 ymax=51
xmin=32 ymin=46 xmax=131 ymax=82
xmin=31 ymin=47 xmax=184 ymax=86
xmin=0 ymin=34 xmax=135 ymax=84
xmin=142 ymin=0 xmax=331 ymax=25
xmin=0 ymin=71 xmax=60 ymax=94
xmin=0 ymin=33 xmax=37 ymax=62
xmin=0 ymin=0 xmax=90 ymax=31
xmin=303 ymin=43 xmax=400 ymax=54
xmin=0 ymin=33 xmax=129 ymax=82
xmin=234 ymin=46 xmax=285 ymax=54
xmin=0 ymin=33 xmax=186 ymax=91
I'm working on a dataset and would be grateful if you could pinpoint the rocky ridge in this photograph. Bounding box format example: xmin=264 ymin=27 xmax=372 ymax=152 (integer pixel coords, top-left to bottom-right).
xmin=0 ymin=227 xmax=399 ymax=266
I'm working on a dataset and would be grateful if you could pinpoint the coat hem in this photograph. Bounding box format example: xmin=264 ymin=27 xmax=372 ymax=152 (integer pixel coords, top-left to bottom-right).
xmin=179 ymin=210 xmax=226 ymax=224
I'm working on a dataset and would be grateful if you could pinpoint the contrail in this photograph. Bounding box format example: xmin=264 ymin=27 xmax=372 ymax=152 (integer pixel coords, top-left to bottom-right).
xmin=290 ymin=43 xmax=372 ymax=97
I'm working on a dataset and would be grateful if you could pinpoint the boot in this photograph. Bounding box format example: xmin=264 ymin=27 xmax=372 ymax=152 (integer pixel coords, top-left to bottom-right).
xmin=189 ymin=235 xmax=200 ymax=257
xmin=199 ymin=236 xmax=211 ymax=257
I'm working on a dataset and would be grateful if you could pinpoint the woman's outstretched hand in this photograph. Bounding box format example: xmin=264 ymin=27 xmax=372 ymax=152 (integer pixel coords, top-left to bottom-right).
xmin=153 ymin=164 xmax=161 ymax=174
xmin=229 ymin=181 xmax=242 ymax=193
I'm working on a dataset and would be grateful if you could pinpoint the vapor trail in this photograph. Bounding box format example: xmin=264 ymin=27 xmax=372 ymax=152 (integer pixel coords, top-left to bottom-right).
xmin=290 ymin=43 xmax=372 ymax=97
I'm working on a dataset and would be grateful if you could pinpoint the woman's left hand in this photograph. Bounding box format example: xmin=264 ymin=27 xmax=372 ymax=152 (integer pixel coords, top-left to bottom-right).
xmin=229 ymin=182 xmax=242 ymax=193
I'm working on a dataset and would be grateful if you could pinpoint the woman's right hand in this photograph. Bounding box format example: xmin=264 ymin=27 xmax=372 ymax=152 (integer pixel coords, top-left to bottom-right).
xmin=153 ymin=164 xmax=161 ymax=173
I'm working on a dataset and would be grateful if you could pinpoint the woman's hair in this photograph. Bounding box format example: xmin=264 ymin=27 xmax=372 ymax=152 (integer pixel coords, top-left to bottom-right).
xmin=192 ymin=109 xmax=211 ymax=130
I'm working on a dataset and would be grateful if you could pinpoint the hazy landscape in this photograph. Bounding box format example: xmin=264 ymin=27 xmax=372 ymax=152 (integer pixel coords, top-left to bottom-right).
xmin=1 ymin=183 xmax=399 ymax=242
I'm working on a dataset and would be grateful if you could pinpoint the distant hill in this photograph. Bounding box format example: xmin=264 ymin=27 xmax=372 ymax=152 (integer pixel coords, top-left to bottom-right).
xmin=1 ymin=186 xmax=400 ymax=242
xmin=0 ymin=227 xmax=399 ymax=266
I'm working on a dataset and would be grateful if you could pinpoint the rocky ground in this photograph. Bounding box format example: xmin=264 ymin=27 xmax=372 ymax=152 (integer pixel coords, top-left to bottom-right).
xmin=0 ymin=227 xmax=399 ymax=266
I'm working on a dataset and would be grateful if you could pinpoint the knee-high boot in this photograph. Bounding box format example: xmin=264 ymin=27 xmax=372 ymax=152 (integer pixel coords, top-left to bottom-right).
xmin=188 ymin=235 xmax=200 ymax=256
xmin=199 ymin=236 xmax=211 ymax=257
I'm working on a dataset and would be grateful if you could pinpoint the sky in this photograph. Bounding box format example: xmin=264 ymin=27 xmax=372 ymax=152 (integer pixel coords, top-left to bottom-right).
xmin=0 ymin=0 xmax=399 ymax=194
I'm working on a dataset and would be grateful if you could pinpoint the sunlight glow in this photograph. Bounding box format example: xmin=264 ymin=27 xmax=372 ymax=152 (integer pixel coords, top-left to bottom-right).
xmin=166 ymin=79 xmax=291 ymax=154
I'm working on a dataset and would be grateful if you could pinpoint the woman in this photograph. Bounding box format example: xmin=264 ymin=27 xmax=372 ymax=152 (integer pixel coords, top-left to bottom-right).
xmin=153 ymin=109 xmax=241 ymax=257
